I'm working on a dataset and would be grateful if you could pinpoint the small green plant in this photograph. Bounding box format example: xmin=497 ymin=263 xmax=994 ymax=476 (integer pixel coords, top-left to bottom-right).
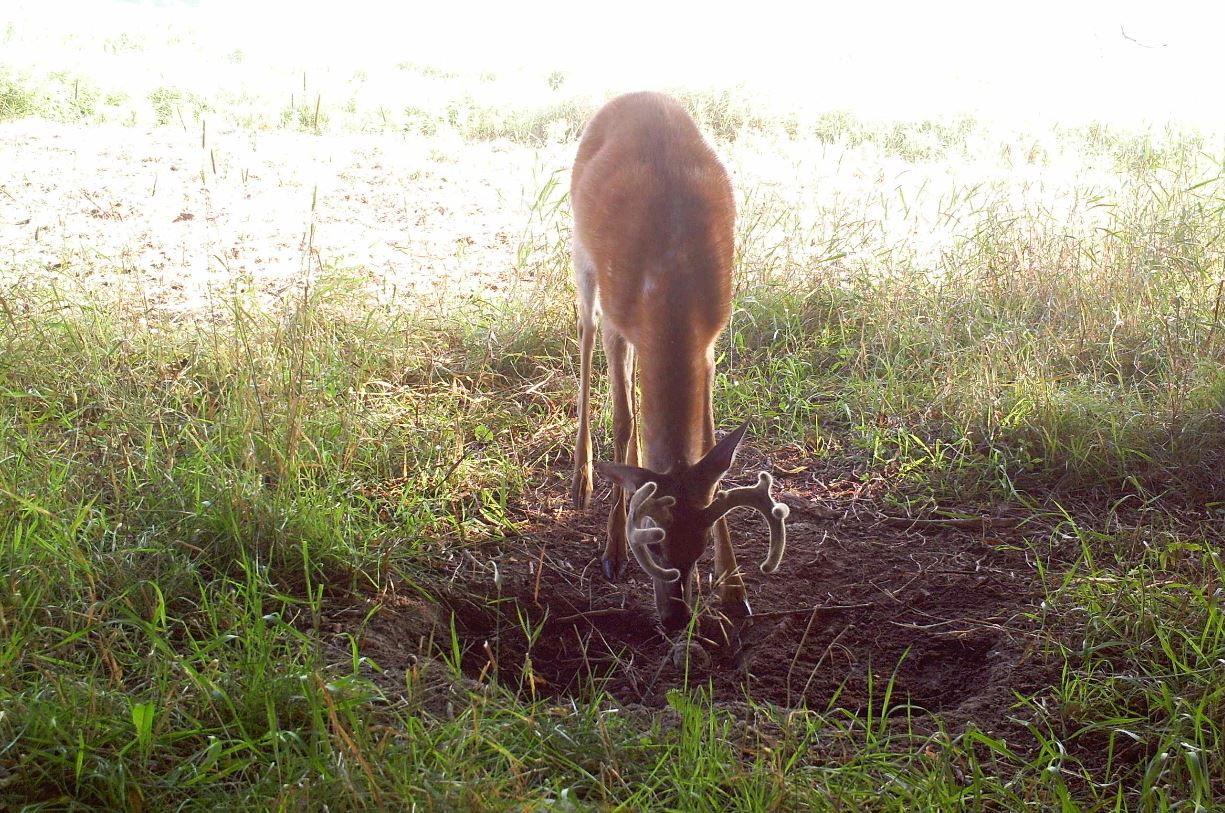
xmin=0 ymin=71 xmax=40 ymax=121
xmin=148 ymin=85 xmax=182 ymax=125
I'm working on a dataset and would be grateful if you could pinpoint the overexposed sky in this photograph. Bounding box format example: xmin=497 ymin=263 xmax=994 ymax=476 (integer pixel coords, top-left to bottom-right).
xmin=188 ymin=0 xmax=1225 ymax=123
xmin=15 ymin=0 xmax=1225 ymax=125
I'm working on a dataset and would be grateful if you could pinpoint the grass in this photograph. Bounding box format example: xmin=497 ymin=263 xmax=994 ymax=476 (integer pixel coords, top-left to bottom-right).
xmin=1016 ymin=513 xmax=1225 ymax=810
xmin=3 ymin=6 xmax=1225 ymax=811
xmin=3 ymin=244 xmax=1223 ymax=808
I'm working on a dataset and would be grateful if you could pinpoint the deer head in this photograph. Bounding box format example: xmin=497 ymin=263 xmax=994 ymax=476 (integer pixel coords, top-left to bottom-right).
xmin=596 ymin=423 xmax=789 ymax=630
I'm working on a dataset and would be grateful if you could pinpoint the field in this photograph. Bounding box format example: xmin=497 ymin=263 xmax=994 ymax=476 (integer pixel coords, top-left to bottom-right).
xmin=2 ymin=4 xmax=1224 ymax=811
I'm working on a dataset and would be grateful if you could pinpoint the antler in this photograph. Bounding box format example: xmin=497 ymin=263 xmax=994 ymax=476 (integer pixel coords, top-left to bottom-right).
xmin=625 ymin=482 xmax=680 ymax=582
xmin=700 ymin=471 xmax=789 ymax=573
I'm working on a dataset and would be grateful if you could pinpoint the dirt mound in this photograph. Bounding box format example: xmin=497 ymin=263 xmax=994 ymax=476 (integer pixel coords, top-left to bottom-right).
xmin=320 ymin=461 xmax=1056 ymax=738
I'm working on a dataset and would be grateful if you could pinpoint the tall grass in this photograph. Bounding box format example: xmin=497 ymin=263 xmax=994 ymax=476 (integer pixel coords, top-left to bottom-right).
xmin=722 ymin=125 xmax=1225 ymax=504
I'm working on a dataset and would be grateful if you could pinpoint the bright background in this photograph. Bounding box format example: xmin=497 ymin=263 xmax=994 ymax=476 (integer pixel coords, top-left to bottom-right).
xmin=4 ymin=0 xmax=1223 ymax=125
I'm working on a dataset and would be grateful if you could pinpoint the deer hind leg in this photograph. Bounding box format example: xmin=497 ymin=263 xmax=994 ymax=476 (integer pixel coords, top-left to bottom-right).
xmin=706 ymin=394 xmax=751 ymax=619
xmin=571 ymin=243 xmax=597 ymax=509
xmin=601 ymin=328 xmax=636 ymax=580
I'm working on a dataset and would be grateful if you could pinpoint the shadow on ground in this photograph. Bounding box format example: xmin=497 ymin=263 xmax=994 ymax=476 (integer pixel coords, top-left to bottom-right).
xmin=315 ymin=450 xmax=1061 ymax=742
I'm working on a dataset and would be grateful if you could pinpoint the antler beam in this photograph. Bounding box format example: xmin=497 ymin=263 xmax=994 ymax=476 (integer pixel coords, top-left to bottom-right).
xmin=700 ymin=471 xmax=789 ymax=573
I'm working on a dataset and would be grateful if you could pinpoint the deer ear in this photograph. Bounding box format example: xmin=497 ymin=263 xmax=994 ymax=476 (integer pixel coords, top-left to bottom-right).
xmin=595 ymin=462 xmax=660 ymax=493
xmin=691 ymin=420 xmax=749 ymax=488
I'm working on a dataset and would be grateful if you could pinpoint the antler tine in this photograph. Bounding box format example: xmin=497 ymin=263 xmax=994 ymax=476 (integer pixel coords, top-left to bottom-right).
xmin=702 ymin=471 xmax=789 ymax=573
xmin=626 ymin=482 xmax=680 ymax=582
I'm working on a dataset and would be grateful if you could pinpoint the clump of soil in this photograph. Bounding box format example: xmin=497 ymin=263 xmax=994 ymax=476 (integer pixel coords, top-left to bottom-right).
xmin=319 ymin=457 xmax=1058 ymax=738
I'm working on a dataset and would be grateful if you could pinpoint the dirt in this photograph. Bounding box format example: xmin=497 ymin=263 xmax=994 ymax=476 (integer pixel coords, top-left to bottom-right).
xmin=317 ymin=449 xmax=1059 ymax=742
xmin=0 ymin=120 xmax=568 ymax=315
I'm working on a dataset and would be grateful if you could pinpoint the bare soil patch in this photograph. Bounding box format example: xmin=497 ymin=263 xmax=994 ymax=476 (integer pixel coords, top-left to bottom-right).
xmin=0 ymin=120 xmax=565 ymax=314
xmin=321 ymin=452 xmax=1057 ymax=739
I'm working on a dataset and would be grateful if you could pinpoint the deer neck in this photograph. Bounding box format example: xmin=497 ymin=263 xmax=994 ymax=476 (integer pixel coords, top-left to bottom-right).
xmin=638 ymin=344 xmax=713 ymax=472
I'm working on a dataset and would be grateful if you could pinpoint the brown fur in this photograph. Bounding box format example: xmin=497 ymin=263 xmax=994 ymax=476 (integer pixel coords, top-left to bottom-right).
xmin=570 ymin=92 xmax=753 ymax=630
xmin=571 ymin=92 xmax=735 ymax=471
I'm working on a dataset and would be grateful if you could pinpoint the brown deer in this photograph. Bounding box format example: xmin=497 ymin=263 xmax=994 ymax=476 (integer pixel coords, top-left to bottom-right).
xmin=569 ymin=92 xmax=788 ymax=632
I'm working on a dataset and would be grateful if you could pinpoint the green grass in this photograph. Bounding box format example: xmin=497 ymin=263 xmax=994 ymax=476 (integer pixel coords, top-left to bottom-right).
xmin=1011 ymin=513 xmax=1225 ymax=811
xmin=721 ymin=125 xmax=1225 ymax=505
xmin=3 ymin=240 xmax=1223 ymax=808
xmin=3 ymin=8 xmax=1225 ymax=808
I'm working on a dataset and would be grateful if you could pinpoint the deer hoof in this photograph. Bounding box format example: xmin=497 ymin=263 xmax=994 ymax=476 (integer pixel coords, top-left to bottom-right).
xmin=722 ymin=595 xmax=752 ymax=620
xmin=601 ymin=556 xmax=628 ymax=581
xmin=570 ymin=469 xmax=592 ymax=510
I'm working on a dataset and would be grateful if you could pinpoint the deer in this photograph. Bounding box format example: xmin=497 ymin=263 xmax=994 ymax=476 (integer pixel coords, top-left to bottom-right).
xmin=569 ymin=91 xmax=789 ymax=633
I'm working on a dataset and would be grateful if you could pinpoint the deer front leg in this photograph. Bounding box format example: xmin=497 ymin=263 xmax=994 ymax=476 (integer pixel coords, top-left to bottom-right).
xmin=602 ymin=330 xmax=635 ymax=580
xmin=571 ymin=250 xmax=597 ymax=509
xmin=571 ymin=313 xmax=595 ymax=509
xmin=713 ymin=517 xmax=750 ymax=619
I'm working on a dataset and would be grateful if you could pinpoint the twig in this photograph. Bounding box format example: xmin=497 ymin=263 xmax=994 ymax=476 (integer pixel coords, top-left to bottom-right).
xmin=553 ymin=607 xmax=634 ymax=625
xmin=747 ymin=602 xmax=872 ymax=620
xmin=1120 ymin=25 xmax=1165 ymax=49
xmin=785 ymin=606 xmax=822 ymax=705
xmin=889 ymin=619 xmax=1011 ymax=636
xmin=532 ymin=544 xmax=547 ymax=605
xmin=428 ymin=448 xmax=469 ymax=497
xmin=877 ymin=514 xmax=1022 ymax=530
